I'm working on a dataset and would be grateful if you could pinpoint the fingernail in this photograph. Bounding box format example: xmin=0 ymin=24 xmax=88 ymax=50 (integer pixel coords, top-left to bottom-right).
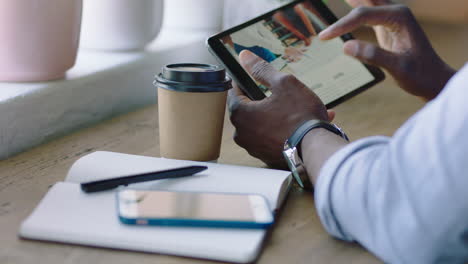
xmin=318 ymin=29 xmax=330 ymax=40
xmin=344 ymin=41 xmax=358 ymax=57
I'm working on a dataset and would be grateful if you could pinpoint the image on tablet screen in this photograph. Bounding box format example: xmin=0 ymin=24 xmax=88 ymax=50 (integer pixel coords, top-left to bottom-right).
xmin=220 ymin=2 xmax=375 ymax=105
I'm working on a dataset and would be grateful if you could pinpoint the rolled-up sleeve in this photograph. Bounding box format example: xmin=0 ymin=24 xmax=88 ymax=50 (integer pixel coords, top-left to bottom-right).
xmin=315 ymin=65 xmax=468 ymax=263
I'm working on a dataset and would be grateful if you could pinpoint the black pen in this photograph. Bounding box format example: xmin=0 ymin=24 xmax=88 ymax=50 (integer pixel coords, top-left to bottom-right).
xmin=80 ymin=166 xmax=208 ymax=193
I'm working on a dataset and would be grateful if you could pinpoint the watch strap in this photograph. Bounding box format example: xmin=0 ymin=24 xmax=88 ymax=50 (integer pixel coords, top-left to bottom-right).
xmin=284 ymin=120 xmax=349 ymax=191
xmin=288 ymin=120 xmax=349 ymax=148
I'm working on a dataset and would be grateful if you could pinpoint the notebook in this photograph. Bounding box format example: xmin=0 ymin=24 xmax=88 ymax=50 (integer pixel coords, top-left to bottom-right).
xmin=19 ymin=151 xmax=292 ymax=263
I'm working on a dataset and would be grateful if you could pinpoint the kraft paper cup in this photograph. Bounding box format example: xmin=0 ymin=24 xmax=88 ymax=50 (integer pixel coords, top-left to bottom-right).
xmin=155 ymin=64 xmax=231 ymax=162
xmin=0 ymin=0 xmax=82 ymax=82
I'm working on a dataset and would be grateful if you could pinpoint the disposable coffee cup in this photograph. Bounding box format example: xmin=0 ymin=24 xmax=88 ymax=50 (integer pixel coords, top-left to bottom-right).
xmin=154 ymin=63 xmax=231 ymax=161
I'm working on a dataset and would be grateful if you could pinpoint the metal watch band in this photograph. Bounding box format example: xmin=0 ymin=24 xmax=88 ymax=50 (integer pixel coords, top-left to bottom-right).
xmin=288 ymin=120 xmax=349 ymax=148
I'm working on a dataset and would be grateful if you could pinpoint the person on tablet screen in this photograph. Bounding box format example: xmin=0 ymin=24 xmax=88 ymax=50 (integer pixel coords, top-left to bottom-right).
xmin=228 ymin=21 xmax=306 ymax=63
xmin=273 ymin=3 xmax=328 ymax=46
xmin=221 ymin=35 xmax=279 ymax=63
xmin=228 ymin=0 xmax=468 ymax=263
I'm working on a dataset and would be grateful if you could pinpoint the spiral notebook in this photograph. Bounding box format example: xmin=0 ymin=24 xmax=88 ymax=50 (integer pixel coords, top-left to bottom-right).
xmin=19 ymin=151 xmax=292 ymax=263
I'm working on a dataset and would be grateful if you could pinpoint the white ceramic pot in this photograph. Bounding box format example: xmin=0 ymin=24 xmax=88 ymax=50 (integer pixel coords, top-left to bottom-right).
xmin=164 ymin=0 xmax=224 ymax=30
xmin=223 ymin=0 xmax=285 ymax=29
xmin=80 ymin=0 xmax=164 ymax=51
xmin=0 ymin=0 xmax=82 ymax=82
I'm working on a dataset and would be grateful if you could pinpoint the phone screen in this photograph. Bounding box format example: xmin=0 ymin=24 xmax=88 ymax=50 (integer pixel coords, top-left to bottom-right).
xmin=218 ymin=1 xmax=376 ymax=105
xmin=118 ymin=190 xmax=269 ymax=222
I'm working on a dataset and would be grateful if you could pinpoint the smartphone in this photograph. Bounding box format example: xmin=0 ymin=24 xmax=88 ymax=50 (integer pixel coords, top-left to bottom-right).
xmin=116 ymin=190 xmax=274 ymax=229
xmin=207 ymin=0 xmax=385 ymax=108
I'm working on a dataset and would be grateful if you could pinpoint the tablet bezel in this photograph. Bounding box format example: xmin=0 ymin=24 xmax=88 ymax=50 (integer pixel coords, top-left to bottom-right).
xmin=207 ymin=0 xmax=385 ymax=108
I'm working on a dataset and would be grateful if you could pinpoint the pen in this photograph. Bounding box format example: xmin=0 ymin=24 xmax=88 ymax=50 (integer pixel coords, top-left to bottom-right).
xmin=81 ymin=165 xmax=208 ymax=193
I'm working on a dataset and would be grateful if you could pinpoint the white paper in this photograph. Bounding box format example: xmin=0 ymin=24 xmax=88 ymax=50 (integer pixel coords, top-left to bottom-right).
xmin=67 ymin=151 xmax=291 ymax=209
xmin=20 ymin=151 xmax=292 ymax=263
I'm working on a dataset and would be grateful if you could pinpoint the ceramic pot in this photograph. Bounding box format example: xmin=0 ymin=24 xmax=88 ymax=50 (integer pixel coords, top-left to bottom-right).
xmin=80 ymin=0 xmax=164 ymax=51
xmin=0 ymin=0 xmax=82 ymax=82
xmin=164 ymin=0 xmax=224 ymax=30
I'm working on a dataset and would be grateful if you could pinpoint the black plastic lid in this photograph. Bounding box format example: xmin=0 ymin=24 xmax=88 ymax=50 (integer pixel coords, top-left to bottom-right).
xmin=154 ymin=63 xmax=231 ymax=93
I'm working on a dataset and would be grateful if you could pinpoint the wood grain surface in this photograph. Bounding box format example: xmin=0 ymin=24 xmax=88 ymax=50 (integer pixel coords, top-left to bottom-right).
xmin=1 ymin=22 xmax=467 ymax=264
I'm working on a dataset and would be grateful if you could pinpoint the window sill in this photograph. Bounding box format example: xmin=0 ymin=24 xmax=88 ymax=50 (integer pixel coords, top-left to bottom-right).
xmin=0 ymin=28 xmax=216 ymax=159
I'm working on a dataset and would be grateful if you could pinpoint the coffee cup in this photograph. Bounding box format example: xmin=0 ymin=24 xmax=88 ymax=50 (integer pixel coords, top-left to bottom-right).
xmin=154 ymin=64 xmax=231 ymax=161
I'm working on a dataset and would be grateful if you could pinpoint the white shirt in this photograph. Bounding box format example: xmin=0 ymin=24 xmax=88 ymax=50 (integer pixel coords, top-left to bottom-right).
xmin=316 ymin=64 xmax=468 ymax=263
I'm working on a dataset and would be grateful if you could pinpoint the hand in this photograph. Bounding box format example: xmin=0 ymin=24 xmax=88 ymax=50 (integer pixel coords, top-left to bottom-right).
xmin=319 ymin=0 xmax=456 ymax=101
xmin=228 ymin=50 xmax=334 ymax=169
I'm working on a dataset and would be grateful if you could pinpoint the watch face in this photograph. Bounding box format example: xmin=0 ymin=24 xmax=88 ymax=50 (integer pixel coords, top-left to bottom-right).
xmin=283 ymin=148 xmax=295 ymax=167
xmin=284 ymin=141 xmax=292 ymax=151
xmin=283 ymin=147 xmax=306 ymax=189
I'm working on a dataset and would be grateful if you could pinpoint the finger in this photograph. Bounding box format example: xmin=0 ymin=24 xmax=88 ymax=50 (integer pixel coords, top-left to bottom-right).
xmin=343 ymin=39 xmax=398 ymax=71
xmin=345 ymin=0 xmax=393 ymax=8
xmin=239 ymin=50 xmax=287 ymax=90
xmin=319 ymin=5 xmax=403 ymax=40
xmin=327 ymin=110 xmax=336 ymax=122
xmin=230 ymin=82 xmax=250 ymax=100
xmin=227 ymin=82 xmax=252 ymax=113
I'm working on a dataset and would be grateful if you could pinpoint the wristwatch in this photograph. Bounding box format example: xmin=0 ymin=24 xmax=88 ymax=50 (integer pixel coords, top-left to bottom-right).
xmin=283 ymin=120 xmax=349 ymax=190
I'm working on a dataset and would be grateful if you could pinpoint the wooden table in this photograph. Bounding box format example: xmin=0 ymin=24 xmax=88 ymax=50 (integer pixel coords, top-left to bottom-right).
xmin=1 ymin=22 xmax=467 ymax=264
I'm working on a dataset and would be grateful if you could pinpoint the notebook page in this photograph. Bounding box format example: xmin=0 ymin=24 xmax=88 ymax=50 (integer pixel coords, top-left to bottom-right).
xmin=66 ymin=151 xmax=292 ymax=210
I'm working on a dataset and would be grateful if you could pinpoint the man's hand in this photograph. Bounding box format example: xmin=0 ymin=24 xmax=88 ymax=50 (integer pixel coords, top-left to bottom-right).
xmin=229 ymin=50 xmax=333 ymax=169
xmin=319 ymin=0 xmax=456 ymax=101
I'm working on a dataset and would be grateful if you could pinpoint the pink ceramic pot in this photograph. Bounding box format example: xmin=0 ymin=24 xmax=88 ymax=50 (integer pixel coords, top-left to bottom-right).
xmin=0 ymin=0 xmax=82 ymax=82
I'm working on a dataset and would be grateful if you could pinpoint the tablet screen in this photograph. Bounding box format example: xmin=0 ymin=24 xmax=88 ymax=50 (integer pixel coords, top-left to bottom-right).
xmin=217 ymin=1 xmax=377 ymax=105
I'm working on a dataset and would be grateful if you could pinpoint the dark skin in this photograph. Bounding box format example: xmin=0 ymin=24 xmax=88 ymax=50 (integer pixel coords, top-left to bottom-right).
xmin=229 ymin=51 xmax=336 ymax=170
xmin=320 ymin=0 xmax=455 ymax=101
xmin=229 ymin=0 xmax=457 ymax=185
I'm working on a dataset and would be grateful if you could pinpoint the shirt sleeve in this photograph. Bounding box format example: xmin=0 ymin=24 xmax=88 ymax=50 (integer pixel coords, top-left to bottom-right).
xmin=315 ymin=65 xmax=468 ymax=263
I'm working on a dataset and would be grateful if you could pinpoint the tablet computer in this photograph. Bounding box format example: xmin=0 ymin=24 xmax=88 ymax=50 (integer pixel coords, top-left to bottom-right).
xmin=207 ymin=0 xmax=385 ymax=108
